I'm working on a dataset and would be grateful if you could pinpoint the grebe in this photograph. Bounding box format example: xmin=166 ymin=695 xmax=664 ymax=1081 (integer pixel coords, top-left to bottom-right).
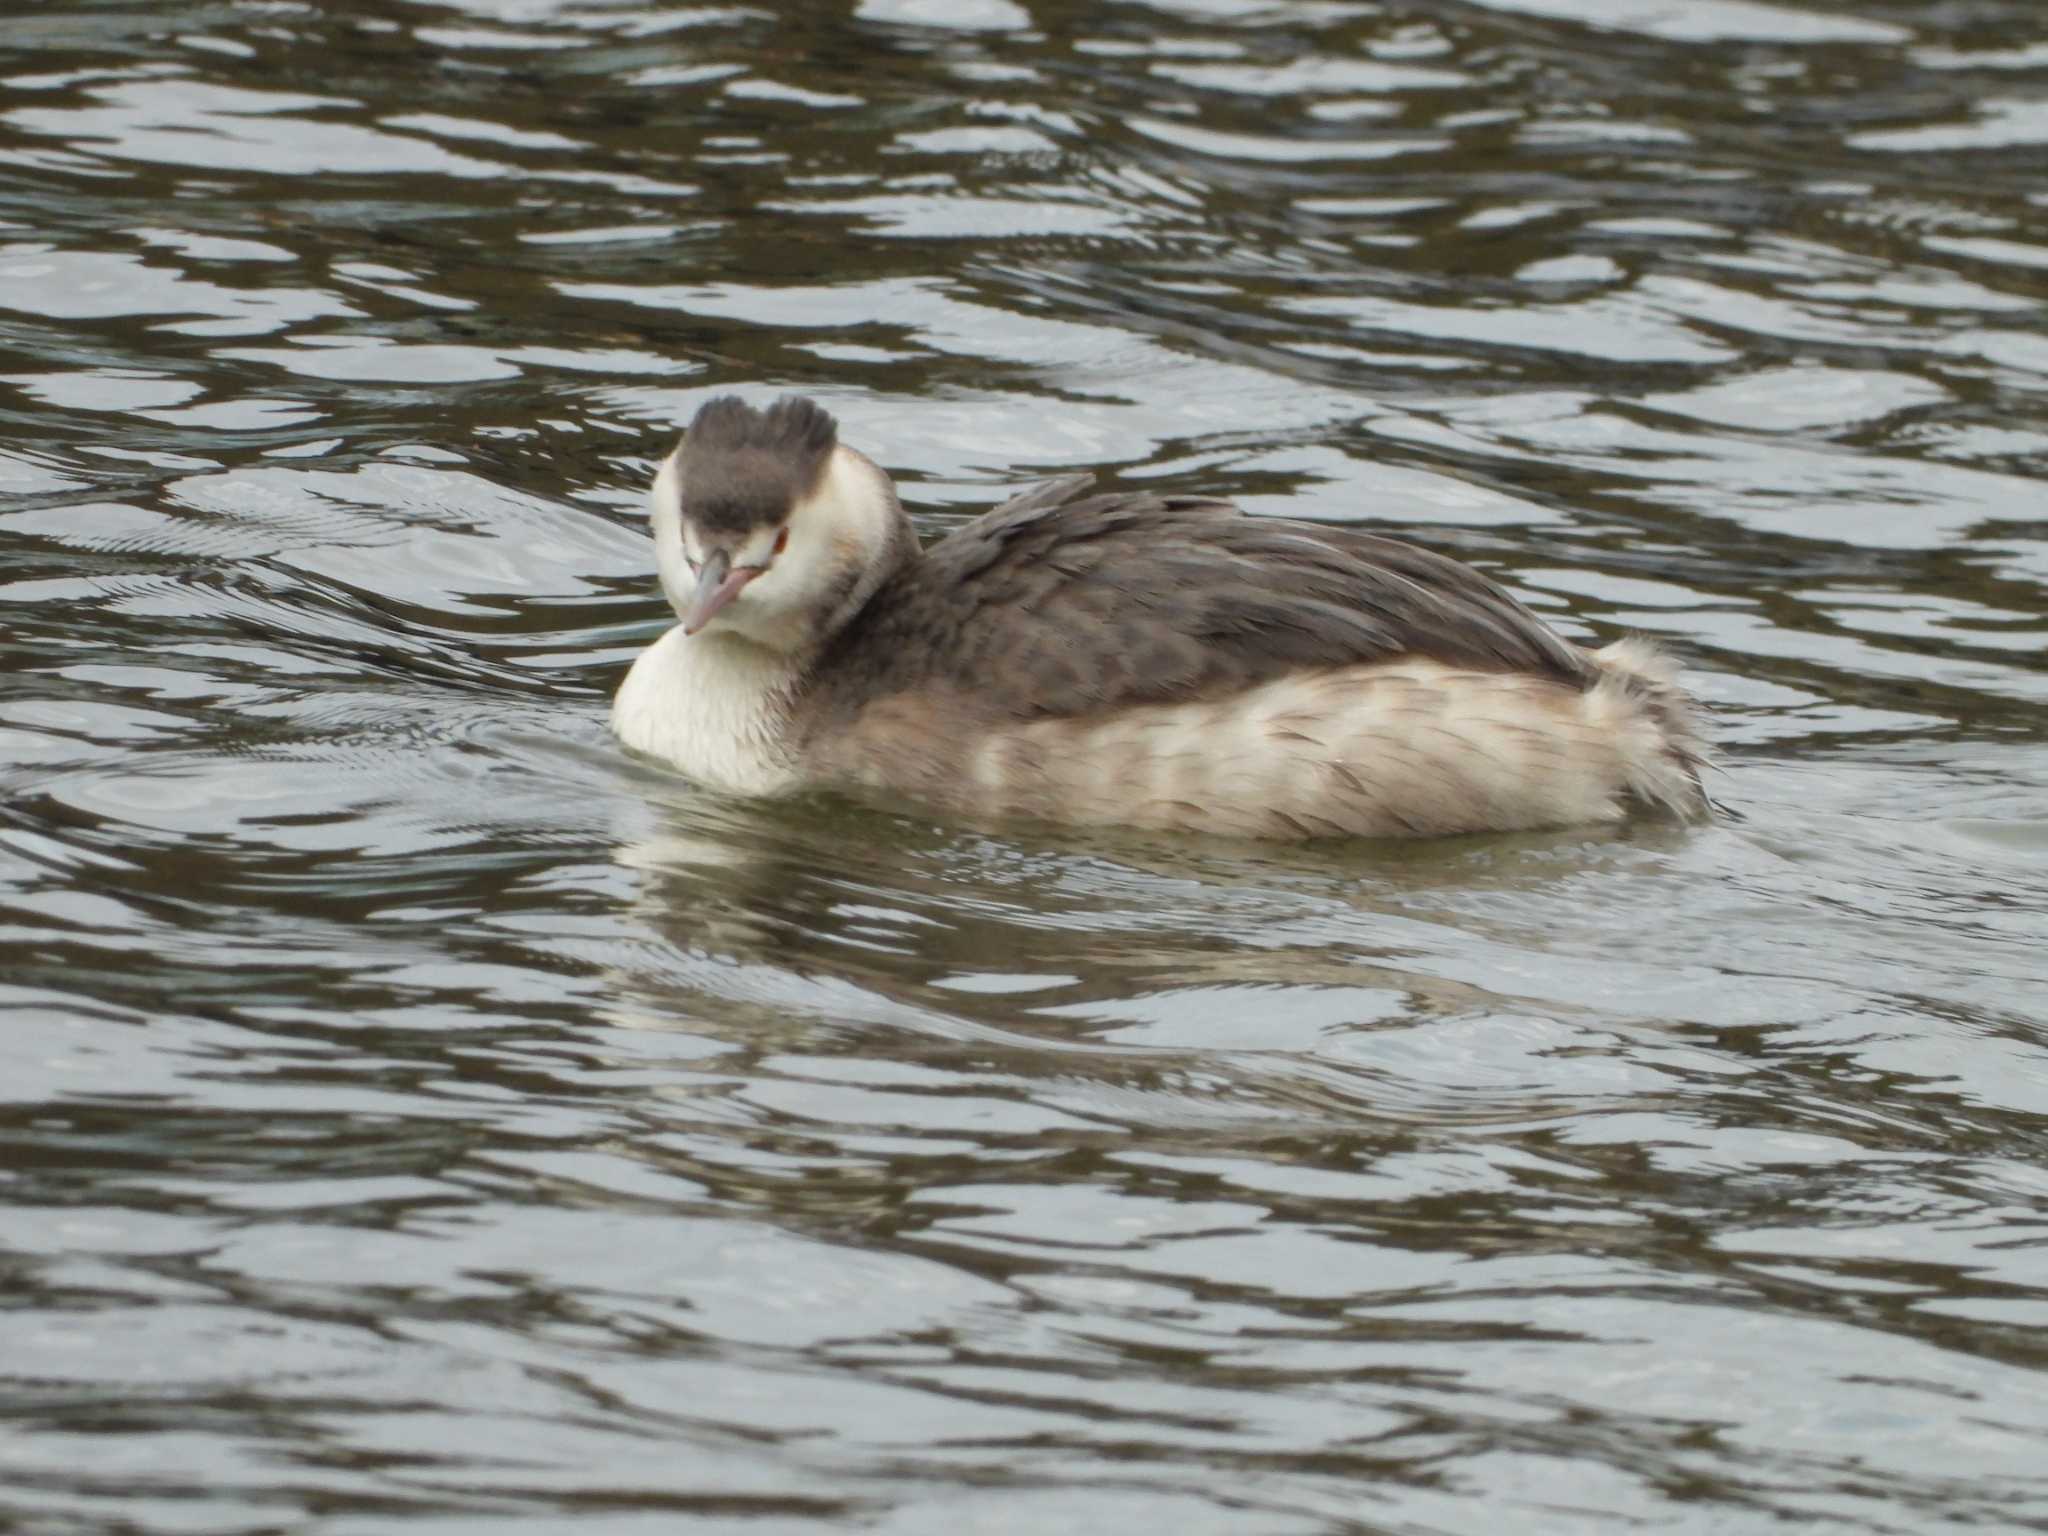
xmin=612 ymin=395 xmax=1709 ymax=839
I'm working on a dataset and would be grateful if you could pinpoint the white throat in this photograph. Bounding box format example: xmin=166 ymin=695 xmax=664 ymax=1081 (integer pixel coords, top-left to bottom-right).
xmin=612 ymin=625 xmax=800 ymax=795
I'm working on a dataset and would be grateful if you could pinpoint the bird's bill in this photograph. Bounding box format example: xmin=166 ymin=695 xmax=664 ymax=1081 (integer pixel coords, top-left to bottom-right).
xmin=681 ymin=548 xmax=759 ymax=635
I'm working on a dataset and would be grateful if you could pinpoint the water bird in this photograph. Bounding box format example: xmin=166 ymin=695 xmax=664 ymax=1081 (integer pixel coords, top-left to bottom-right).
xmin=613 ymin=395 xmax=1709 ymax=839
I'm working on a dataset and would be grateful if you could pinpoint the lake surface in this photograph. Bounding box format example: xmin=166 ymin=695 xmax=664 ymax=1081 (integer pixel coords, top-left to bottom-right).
xmin=3 ymin=1 xmax=2046 ymax=1531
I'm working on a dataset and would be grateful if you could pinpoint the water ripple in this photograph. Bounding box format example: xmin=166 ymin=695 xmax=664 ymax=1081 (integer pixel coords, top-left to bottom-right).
xmin=2 ymin=1 xmax=2045 ymax=1532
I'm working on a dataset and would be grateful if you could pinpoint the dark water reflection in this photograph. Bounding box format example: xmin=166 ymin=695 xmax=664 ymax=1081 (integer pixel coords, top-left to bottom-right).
xmin=3 ymin=0 xmax=2047 ymax=1530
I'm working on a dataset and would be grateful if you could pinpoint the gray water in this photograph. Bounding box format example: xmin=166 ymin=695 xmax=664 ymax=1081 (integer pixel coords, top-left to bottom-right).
xmin=3 ymin=1 xmax=2047 ymax=1532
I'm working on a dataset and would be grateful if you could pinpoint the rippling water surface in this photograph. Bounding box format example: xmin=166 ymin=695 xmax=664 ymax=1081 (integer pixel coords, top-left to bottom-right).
xmin=4 ymin=1 xmax=2047 ymax=1530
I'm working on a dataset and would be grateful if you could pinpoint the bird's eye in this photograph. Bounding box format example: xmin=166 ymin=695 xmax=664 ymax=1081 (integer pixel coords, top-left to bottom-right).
xmin=772 ymin=527 xmax=789 ymax=557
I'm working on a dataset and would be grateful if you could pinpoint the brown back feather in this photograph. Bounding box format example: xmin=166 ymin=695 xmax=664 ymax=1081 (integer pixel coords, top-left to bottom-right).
xmin=805 ymin=477 xmax=1595 ymax=730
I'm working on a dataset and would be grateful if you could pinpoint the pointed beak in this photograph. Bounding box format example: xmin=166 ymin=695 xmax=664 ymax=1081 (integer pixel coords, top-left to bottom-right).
xmin=681 ymin=547 xmax=758 ymax=635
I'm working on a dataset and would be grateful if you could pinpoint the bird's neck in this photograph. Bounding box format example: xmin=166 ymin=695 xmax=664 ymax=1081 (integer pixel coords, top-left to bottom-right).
xmin=786 ymin=446 xmax=920 ymax=652
xmin=612 ymin=626 xmax=803 ymax=795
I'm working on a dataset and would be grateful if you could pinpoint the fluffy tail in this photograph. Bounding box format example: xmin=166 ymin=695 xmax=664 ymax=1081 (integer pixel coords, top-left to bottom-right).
xmin=1586 ymin=637 xmax=1714 ymax=820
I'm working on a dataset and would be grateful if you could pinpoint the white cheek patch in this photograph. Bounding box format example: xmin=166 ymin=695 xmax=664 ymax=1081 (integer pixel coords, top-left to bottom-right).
xmin=652 ymin=452 xmax=682 ymax=525
xmin=732 ymin=526 xmax=784 ymax=569
xmin=650 ymin=451 xmax=700 ymax=621
xmin=761 ymin=448 xmax=871 ymax=593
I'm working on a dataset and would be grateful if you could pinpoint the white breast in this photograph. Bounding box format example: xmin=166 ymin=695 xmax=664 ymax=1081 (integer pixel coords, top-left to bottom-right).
xmin=610 ymin=625 xmax=801 ymax=795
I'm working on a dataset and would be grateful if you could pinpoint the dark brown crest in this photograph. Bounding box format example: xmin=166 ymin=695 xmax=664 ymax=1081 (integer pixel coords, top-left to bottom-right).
xmin=681 ymin=395 xmax=839 ymax=536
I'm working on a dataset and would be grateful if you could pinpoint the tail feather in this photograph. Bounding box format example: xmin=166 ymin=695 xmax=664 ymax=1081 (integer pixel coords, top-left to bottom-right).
xmin=1588 ymin=637 xmax=1713 ymax=821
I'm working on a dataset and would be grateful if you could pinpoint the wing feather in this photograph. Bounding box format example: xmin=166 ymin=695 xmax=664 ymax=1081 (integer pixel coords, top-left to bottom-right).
xmin=811 ymin=477 xmax=1594 ymax=726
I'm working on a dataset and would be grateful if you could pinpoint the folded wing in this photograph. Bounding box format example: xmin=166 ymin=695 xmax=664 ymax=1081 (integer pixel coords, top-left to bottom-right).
xmin=819 ymin=478 xmax=1595 ymax=724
